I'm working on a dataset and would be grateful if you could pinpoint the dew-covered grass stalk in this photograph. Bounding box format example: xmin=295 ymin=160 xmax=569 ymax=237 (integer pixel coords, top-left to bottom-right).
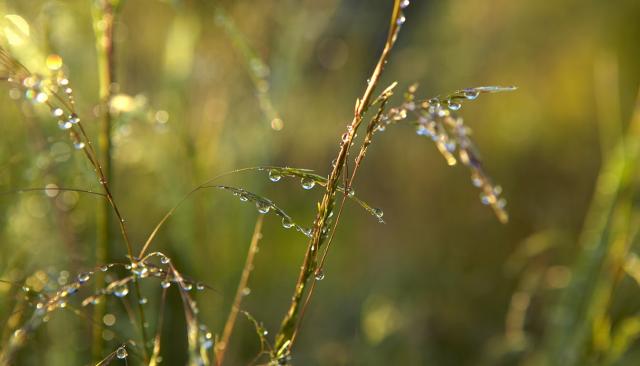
xmin=273 ymin=0 xmax=405 ymax=357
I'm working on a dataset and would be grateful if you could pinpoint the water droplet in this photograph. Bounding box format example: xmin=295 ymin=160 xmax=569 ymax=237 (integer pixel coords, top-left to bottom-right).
xmin=256 ymin=201 xmax=271 ymax=214
xmin=131 ymin=263 xmax=149 ymax=278
xmin=448 ymin=101 xmax=462 ymax=111
xmin=238 ymin=194 xmax=248 ymax=202
xmin=196 ymin=282 xmax=205 ymax=291
xmin=373 ymin=208 xmax=384 ymax=219
xmin=314 ymin=269 xmax=325 ymax=281
xmin=396 ymin=14 xmax=406 ymax=25
xmin=347 ymin=189 xmax=355 ymax=198
xmin=445 ymin=141 xmax=456 ymax=152
xmin=401 ymin=0 xmax=410 ymax=8
xmin=493 ymin=185 xmax=503 ymax=195
xmin=416 ymin=125 xmax=431 ymax=137
xmin=161 ymin=280 xmax=171 ymax=289
xmin=497 ymin=198 xmax=507 ymax=209
xmin=301 ymin=178 xmax=316 ymax=190
xmin=68 ymin=113 xmax=80 ymax=124
xmin=35 ymin=92 xmax=48 ymax=103
xmin=405 ymin=101 xmax=415 ymax=111
xmin=471 ymin=176 xmax=483 ymax=187
xmin=57 ymin=78 xmax=69 ymax=86
xmin=52 ymin=108 xmax=64 ymax=117
xmin=241 ymin=287 xmax=251 ymax=296
xmin=74 ymin=141 xmax=85 ymax=150
xmin=268 ymin=170 xmax=282 ymax=182
xmin=139 ymin=297 xmax=148 ymax=305
xmin=160 ymin=255 xmax=170 ymax=264
xmin=116 ymin=346 xmax=128 ymax=359
xmin=100 ymin=265 xmax=109 ymax=272
xmin=282 ymin=217 xmax=294 ymax=229
xmin=58 ymin=120 xmax=72 ymax=130
xmin=113 ymin=284 xmax=129 ymax=298
xmin=301 ymin=227 xmax=312 ymax=237
xmin=480 ymin=193 xmax=492 ymax=205
xmin=77 ymin=272 xmax=91 ymax=283
xmin=464 ymin=90 xmax=479 ymax=100
xmin=181 ymin=282 xmax=193 ymax=291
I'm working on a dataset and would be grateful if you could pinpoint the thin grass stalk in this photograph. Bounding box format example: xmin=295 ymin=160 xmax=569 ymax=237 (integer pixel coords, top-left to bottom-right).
xmin=215 ymin=215 xmax=265 ymax=366
xmin=273 ymin=0 xmax=403 ymax=357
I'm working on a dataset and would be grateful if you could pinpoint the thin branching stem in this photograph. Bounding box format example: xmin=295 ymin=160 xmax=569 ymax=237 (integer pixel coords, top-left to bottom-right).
xmin=273 ymin=0 xmax=404 ymax=357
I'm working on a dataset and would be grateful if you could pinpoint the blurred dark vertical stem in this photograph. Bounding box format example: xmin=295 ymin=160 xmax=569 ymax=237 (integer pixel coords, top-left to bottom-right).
xmin=91 ymin=0 xmax=116 ymax=361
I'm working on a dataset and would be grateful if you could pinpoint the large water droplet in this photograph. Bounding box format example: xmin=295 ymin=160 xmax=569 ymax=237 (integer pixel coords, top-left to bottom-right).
xmin=282 ymin=217 xmax=294 ymax=229
xmin=113 ymin=284 xmax=129 ymax=298
xmin=373 ymin=208 xmax=384 ymax=219
xmin=77 ymin=272 xmax=92 ymax=284
xmin=256 ymin=201 xmax=271 ymax=214
xmin=52 ymin=108 xmax=64 ymax=117
xmin=268 ymin=170 xmax=282 ymax=182
xmin=301 ymin=178 xmax=316 ymax=190
xmin=58 ymin=120 xmax=72 ymax=130
xmin=448 ymin=101 xmax=462 ymax=111
xmin=116 ymin=346 xmax=128 ymax=359
xmin=464 ymin=90 xmax=479 ymax=100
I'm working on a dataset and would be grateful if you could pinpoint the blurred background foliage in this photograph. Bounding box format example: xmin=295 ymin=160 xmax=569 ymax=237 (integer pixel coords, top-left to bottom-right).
xmin=0 ymin=0 xmax=639 ymax=365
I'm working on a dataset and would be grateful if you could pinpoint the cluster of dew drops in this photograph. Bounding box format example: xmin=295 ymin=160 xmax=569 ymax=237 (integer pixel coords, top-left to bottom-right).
xmin=373 ymin=83 xmax=511 ymax=222
xmin=4 ymin=53 xmax=87 ymax=150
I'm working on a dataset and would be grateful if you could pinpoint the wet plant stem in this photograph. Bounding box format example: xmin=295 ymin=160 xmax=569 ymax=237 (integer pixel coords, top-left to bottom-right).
xmin=273 ymin=0 xmax=403 ymax=357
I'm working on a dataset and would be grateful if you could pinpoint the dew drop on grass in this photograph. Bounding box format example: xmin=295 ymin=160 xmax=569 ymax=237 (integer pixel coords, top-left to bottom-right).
xmin=448 ymin=101 xmax=462 ymax=111
xmin=239 ymin=194 xmax=248 ymax=202
xmin=464 ymin=90 xmax=480 ymax=100
xmin=256 ymin=202 xmax=270 ymax=214
xmin=182 ymin=282 xmax=193 ymax=291
xmin=301 ymin=178 xmax=316 ymax=190
xmin=268 ymin=170 xmax=282 ymax=182
xmin=52 ymin=108 xmax=64 ymax=117
xmin=139 ymin=297 xmax=148 ymax=305
xmin=242 ymin=287 xmax=251 ymax=296
xmin=401 ymin=0 xmax=410 ymax=8
xmin=373 ymin=208 xmax=384 ymax=220
xmin=160 ymin=280 xmax=171 ymax=289
xmin=314 ymin=269 xmax=325 ymax=281
xmin=68 ymin=113 xmax=80 ymax=124
xmin=281 ymin=217 xmax=294 ymax=229
xmin=58 ymin=120 xmax=72 ymax=130
xmin=77 ymin=272 xmax=91 ymax=283
xmin=480 ymin=193 xmax=492 ymax=205
xmin=196 ymin=282 xmax=205 ymax=291
xmin=160 ymin=255 xmax=170 ymax=264
xmin=74 ymin=141 xmax=85 ymax=150
xmin=416 ymin=125 xmax=430 ymax=137
xmin=113 ymin=284 xmax=129 ymax=298
xmin=396 ymin=14 xmax=406 ymax=25
xmin=116 ymin=346 xmax=128 ymax=359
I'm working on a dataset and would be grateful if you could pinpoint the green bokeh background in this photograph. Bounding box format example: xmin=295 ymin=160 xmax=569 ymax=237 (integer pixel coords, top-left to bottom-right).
xmin=1 ymin=0 xmax=639 ymax=365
